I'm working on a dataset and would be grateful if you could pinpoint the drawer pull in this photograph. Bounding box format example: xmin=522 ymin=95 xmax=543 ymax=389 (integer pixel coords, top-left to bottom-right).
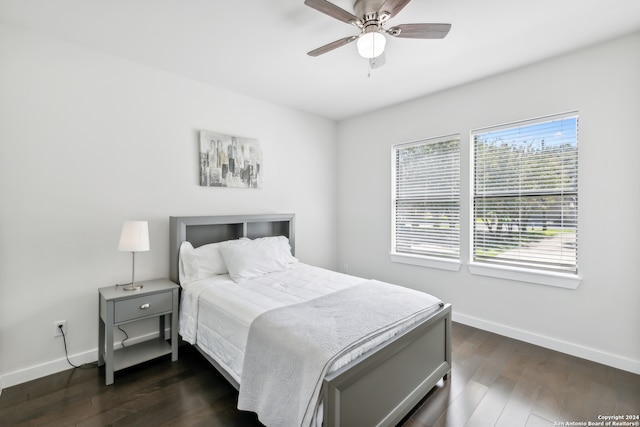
xmin=140 ymin=303 xmax=150 ymax=309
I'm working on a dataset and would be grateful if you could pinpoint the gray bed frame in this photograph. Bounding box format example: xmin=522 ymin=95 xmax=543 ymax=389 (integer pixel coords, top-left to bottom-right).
xmin=169 ymin=214 xmax=451 ymax=427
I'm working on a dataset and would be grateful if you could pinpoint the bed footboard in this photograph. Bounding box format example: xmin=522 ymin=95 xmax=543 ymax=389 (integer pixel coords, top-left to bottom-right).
xmin=323 ymin=303 xmax=452 ymax=427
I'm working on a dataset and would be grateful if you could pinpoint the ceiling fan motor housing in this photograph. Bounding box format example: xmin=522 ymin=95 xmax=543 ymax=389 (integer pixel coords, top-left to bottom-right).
xmin=362 ymin=19 xmax=380 ymax=34
xmin=354 ymin=0 xmax=386 ymax=18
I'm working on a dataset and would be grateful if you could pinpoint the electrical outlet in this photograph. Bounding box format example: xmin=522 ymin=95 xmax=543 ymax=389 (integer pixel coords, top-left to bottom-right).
xmin=54 ymin=320 xmax=67 ymax=337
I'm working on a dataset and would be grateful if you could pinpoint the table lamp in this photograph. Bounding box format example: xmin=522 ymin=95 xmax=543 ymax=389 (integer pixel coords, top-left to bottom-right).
xmin=118 ymin=221 xmax=149 ymax=290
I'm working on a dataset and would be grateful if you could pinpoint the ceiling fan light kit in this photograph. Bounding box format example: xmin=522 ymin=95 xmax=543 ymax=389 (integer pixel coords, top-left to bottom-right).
xmin=357 ymin=31 xmax=386 ymax=58
xmin=304 ymin=0 xmax=451 ymax=66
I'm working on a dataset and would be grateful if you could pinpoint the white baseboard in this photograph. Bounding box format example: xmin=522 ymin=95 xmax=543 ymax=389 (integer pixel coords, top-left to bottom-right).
xmin=0 ymin=331 xmax=165 ymax=395
xmin=0 ymin=348 xmax=98 ymax=395
xmin=453 ymin=312 xmax=640 ymax=375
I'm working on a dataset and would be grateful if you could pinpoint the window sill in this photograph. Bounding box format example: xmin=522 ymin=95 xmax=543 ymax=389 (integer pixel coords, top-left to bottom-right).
xmin=390 ymin=252 xmax=461 ymax=272
xmin=468 ymin=262 xmax=581 ymax=289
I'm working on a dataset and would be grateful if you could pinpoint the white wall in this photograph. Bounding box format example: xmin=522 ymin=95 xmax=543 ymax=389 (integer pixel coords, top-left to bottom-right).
xmin=337 ymin=32 xmax=640 ymax=373
xmin=0 ymin=23 xmax=339 ymax=389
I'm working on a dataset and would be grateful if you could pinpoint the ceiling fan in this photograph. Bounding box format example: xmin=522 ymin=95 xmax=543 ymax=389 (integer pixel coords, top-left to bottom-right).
xmin=305 ymin=0 xmax=451 ymax=67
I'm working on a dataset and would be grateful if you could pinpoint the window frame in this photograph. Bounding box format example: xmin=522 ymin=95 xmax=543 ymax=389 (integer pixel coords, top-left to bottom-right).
xmin=468 ymin=112 xmax=581 ymax=288
xmin=390 ymin=134 xmax=462 ymax=271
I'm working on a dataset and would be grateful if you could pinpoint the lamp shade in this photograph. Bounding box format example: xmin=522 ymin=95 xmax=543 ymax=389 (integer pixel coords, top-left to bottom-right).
xmin=357 ymin=32 xmax=386 ymax=58
xmin=118 ymin=221 xmax=150 ymax=252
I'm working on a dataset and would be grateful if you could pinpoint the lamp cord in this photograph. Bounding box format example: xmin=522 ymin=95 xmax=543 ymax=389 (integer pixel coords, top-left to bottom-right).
xmin=59 ymin=325 xmax=80 ymax=368
xmin=118 ymin=325 xmax=129 ymax=348
xmin=59 ymin=325 xmax=97 ymax=369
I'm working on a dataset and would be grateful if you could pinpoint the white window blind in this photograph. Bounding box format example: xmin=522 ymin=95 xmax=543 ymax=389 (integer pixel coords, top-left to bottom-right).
xmin=392 ymin=135 xmax=460 ymax=260
xmin=472 ymin=112 xmax=579 ymax=274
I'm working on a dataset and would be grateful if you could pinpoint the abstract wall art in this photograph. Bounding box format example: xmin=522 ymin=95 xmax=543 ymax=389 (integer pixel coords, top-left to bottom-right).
xmin=199 ymin=130 xmax=262 ymax=188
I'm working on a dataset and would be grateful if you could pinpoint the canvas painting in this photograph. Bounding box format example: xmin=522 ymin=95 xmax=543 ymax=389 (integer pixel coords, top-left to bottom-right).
xmin=199 ymin=130 xmax=262 ymax=188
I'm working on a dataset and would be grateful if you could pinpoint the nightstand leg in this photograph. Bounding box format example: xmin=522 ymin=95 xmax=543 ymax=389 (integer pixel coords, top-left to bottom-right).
xmin=98 ymin=318 xmax=105 ymax=366
xmin=98 ymin=293 xmax=105 ymax=366
xmin=105 ymin=301 xmax=115 ymax=386
xmin=171 ymin=312 xmax=178 ymax=361
xmin=105 ymin=327 xmax=114 ymax=385
xmin=159 ymin=315 xmax=165 ymax=341
xmin=171 ymin=288 xmax=178 ymax=361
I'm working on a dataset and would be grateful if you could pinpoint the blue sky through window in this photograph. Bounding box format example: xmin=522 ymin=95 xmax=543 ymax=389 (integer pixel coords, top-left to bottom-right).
xmin=479 ymin=117 xmax=578 ymax=149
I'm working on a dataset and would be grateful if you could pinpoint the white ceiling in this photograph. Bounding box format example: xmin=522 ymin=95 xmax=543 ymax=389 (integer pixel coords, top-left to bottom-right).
xmin=2 ymin=0 xmax=640 ymax=121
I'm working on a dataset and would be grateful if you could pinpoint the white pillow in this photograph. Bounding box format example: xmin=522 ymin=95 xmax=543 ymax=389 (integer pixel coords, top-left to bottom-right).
xmin=179 ymin=238 xmax=247 ymax=285
xmin=252 ymin=235 xmax=298 ymax=263
xmin=219 ymin=236 xmax=297 ymax=283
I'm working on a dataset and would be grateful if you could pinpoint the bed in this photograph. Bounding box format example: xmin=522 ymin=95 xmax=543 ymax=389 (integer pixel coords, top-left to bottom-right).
xmin=169 ymin=214 xmax=451 ymax=427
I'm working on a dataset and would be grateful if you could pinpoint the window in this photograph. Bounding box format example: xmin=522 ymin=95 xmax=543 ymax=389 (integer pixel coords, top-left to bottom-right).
xmin=391 ymin=135 xmax=461 ymax=270
xmin=471 ymin=112 xmax=579 ymax=284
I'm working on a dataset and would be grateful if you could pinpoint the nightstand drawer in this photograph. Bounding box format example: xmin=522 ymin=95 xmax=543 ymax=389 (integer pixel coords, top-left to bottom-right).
xmin=114 ymin=292 xmax=173 ymax=323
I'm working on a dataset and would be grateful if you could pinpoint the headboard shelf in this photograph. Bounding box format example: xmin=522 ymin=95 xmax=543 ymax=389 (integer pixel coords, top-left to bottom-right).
xmin=169 ymin=214 xmax=295 ymax=284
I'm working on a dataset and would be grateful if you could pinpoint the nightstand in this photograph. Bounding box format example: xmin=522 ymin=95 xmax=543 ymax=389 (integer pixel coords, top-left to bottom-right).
xmin=98 ymin=278 xmax=179 ymax=385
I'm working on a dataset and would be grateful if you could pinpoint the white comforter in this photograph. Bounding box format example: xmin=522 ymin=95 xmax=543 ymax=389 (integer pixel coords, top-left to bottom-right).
xmin=179 ymin=263 xmax=443 ymax=426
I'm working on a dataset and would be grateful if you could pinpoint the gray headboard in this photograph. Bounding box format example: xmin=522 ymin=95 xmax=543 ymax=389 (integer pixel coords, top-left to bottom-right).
xmin=169 ymin=214 xmax=295 ymax=284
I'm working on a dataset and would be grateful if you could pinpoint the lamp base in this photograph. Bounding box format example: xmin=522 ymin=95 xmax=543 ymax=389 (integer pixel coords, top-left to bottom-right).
xmin=122 ymin=283 xmax=143 ymax=291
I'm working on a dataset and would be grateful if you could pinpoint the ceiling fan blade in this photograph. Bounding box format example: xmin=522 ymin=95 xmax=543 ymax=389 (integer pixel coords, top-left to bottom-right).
xmin=378 ymin=0 xmax=412 ymax=19
xmin=304 ymin=0 xmax=360 ymax=25
xmin=369 ymin=52 xmax=386 ymax=69
xmin=388 ymin=23 xmax=451 ymax=39
xmin=307 ymin=36 xmax=358 ymax=57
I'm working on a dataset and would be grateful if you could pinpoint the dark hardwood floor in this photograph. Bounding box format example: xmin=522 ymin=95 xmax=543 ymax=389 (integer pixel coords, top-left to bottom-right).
xmin=1 ymin=322 xmax=638 ymax=426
